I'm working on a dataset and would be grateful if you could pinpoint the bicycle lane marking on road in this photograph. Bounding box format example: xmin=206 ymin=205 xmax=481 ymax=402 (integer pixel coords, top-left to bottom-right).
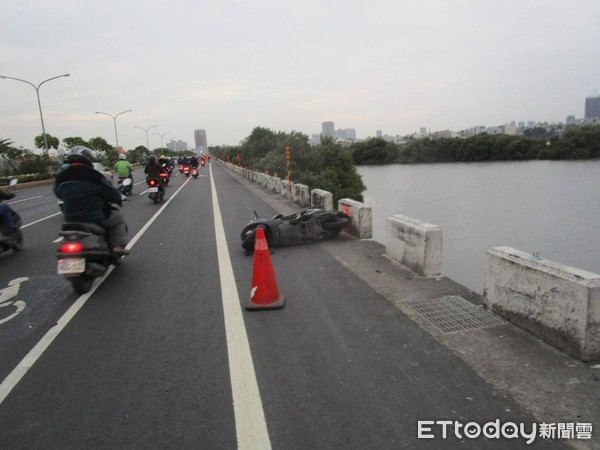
xmin=209 ymin=163 xmax=272 ymax=450
xmin=0 ymin=177 xmax=193 ymax=405
xmin=0 ymin=278 xmax=28 ymax=326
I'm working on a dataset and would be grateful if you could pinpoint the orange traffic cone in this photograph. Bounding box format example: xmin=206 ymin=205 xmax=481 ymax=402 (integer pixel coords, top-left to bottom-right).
xmin=246 ymin=226 xmax=286 ymax=310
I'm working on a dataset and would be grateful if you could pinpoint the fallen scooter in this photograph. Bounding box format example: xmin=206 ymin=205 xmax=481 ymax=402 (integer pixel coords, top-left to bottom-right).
xmin=0 ymin=179 xmax=24 ymax=254
xmin=241 ymin=208 xmax=350 ymax=252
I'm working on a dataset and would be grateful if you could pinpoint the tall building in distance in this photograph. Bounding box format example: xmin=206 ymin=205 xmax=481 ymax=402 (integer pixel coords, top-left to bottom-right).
xmin=585 ymin=96 xmax=600 ymax=119
xmin=321 ymin=121 xmax=335 ymax=138
xmin=194 ymin=129 xmax=208 ymax=152
xmin=166 ymin=139 xmax=188 ymax=151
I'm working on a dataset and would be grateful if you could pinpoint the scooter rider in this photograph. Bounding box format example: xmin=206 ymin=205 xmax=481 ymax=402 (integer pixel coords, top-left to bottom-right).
xmin=0 ymin=187 xmax=17 ymax=236
xmin=54 ymin=146 xmax=129 ymax=254
xmin=115 ymin=153 xmax=133 ymax=180
xmin=144 ymin=155 xmax=167 ymax=181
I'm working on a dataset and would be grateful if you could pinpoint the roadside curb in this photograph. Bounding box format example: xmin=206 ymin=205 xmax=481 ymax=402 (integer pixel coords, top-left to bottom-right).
xmin=0 ymin=178 xmax=55 ymax=190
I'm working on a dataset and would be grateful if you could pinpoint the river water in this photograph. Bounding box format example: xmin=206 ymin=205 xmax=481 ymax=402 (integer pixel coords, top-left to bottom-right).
xmin=357 ymin=160 xmax=600 ymax=293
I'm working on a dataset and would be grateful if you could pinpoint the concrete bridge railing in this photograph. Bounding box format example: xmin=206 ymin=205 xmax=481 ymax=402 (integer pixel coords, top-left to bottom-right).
xmin=222 ymin=160 xmax=600 ymax=361
xmin=484 ymin=247 xmax=600 ymax=362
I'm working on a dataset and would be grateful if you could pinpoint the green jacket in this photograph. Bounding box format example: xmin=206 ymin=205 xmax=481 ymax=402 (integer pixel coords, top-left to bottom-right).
xmin=54 ymin=164 xmax=122 ymax=226
xmin=115 ymin=160 xmax=133 ymax=177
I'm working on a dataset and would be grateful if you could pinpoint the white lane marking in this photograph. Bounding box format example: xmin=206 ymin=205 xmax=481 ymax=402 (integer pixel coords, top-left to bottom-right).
xmin=0 ymin=177 xmax=192 ymax=405
xmin=22 ymin=212 xmax=62 ymax=229
xmin=210 ymin=163 xmax=271 ymax=449
xmin=7 ymin=195 xmax=43 ymax=205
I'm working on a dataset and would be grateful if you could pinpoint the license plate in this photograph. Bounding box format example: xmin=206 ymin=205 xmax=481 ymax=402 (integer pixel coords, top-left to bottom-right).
xmin=57 ymin=258 xmax=85 ymax=274
xmin=148 ymin=187 xmax=159 ymax=193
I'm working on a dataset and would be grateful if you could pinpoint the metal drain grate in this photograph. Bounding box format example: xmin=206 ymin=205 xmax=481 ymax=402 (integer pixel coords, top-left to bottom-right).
xmin=404 ymin=296 xmax=506 ymax=334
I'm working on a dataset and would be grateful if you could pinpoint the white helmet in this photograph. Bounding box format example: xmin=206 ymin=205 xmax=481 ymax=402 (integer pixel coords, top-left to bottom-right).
xmin=118 ymin=153 xmax=126 ymax=160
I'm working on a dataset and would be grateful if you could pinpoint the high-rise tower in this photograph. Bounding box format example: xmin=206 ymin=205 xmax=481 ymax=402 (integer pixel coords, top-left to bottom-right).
xmin=585 ymin=96 xmax=600 ymax=119
xmin=194 ymin=129 xmax=207 ymax=151
xmin=321 ymin=121 xmax=335 ymax=138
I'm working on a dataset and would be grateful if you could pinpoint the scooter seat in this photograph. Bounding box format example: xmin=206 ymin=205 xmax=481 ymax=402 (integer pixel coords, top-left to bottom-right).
xmin=62 ymin=222 xmax=106 ymax=235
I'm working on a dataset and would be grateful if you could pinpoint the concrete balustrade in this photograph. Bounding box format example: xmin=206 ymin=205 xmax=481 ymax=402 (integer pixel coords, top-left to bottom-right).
xmin=338 ymin=198 xmax=372 ymax=239
xmin=292 ymin=183 xmax=310 ymax=207
xmin=222 ymin=160 xmax=600 ymax=361
xmin=484 ymin=246 xmax=600 ymax=361
xmin=280 ymin=180 xmax=292 ymax=200
xmin=386 ymin=214 xmax=443 ymax=277
xmin=310 ymin=189 xmax=333 ymax=211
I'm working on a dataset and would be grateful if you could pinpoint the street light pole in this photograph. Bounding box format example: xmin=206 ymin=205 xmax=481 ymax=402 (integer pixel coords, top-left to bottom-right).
xmin=153 ymin=131 xmax=171 ymax=149
xmin=95 ymin=109 xmax=132 ymax=150
xmin=133 ymin=124 xmax=159 ymax=153
xmin=0 ymin=73 xmax=70 ymax=154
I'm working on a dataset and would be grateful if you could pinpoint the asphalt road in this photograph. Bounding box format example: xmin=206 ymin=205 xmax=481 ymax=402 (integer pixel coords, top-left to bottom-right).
xmin=0 ymin=163 xmax=567 ymax=449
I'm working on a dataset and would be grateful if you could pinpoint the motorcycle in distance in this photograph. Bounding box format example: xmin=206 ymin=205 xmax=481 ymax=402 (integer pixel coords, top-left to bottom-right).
xmin=0 ymin=179 xmax=24 ymax=255
xmin=56 ymin=200 xmax=129 ymax=295
xmin=146 ymin=177 xmax=165 ymax=203
xmin=117 ymin=176 xmax=133 ymax=196
xmin=182 ymin=164 xmax=191 ymax=177
xmin=159 ymin=170 xmax=170 ymax=186
xmin=160 ymin=163 xmax=172 ymax=185
xmin=241 ymin=208 xmax=351 ymax=252
xmin=191 ymin=167 xmax=199 ymax=178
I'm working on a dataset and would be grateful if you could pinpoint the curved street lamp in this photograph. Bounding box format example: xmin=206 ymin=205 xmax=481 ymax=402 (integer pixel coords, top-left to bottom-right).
xmin=95 ymin=109 xmax=132 ymax=150
xmin=0 ymin=73 xmax=70 ymax=153
xmin=152 ymin=131 xmax=171 ymax=149
xmin=133 ymin=124 xmax=158 ymax=153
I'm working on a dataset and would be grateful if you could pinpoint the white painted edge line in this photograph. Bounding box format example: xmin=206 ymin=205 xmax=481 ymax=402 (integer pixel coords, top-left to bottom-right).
xmin=209 ymin=163 xmax=271 ymax=450
xmin=0 ymin=177 xmax=192 ymax=405
xmin=21 ymin=212 xmax=62 ymax=229
xmin=7 ymin=195 xmax=43 ymax=205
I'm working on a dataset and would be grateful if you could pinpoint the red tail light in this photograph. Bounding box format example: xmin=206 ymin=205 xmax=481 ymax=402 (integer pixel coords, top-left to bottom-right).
xmin=149 ymin=179 xmax=156 ymax=186
xmin=59 ymin=242 xmax=83 ymax=253
xmin=160 ymin=172 xmax=167 ymax=177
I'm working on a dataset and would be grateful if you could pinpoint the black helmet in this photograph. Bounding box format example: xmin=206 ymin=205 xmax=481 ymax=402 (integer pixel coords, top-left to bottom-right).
xmin=67 ymin=146 xmax=94 ymax=167
xmin=148 ymin=155 xmax=157 ymax=164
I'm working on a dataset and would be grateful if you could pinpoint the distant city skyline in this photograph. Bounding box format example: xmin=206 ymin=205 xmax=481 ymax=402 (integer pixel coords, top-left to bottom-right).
xmin=316 ymin=95 xmax=599 ymax=144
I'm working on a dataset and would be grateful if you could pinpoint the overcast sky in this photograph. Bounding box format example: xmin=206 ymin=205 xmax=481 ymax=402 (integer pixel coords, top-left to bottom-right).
xmin=1 ymin=0 xmax=599 ymax=151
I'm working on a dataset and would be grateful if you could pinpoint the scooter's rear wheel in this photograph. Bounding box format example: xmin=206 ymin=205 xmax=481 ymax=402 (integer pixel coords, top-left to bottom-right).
xmin=321 ymin=215 xmax=350 ymax=232
xmin=11 ymin=231 xmax=23 ymax=251
xmin=70 ymin=275 xmax=95 ymax=295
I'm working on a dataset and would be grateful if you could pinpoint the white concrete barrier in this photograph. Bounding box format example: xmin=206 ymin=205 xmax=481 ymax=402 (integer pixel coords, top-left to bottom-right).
xmin=311 ymin=189 xmax=333 ymax=210
xmin=338 ymin=198 xmax=372 ymax=239
xmin=484 ymin=246 xmax=600 ymax=362
xmin=281 ymin=180 xmax=292 ymax=200
xmin=292 ymin=183 xmax=310 ymax=207
xmin=386 ymin=214 xmax=442 ymax=277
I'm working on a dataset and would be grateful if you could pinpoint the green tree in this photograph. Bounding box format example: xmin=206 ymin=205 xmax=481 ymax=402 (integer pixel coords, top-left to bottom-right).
xmin=352 ymin=138 xmax=399 ymax=165
xmin=127 ymin=146 xmax=149 ymax=164
xmin=62 ymin=136 xmax=90 ymax=148
xmin=299 ymin=139 xmax=365 ymax=204
xmin=0 ymin=138 xmax=24 ymax=175
xmin=88 ymin=136 xmax=113 ymax=154
xmin=34 ymin=133 xmax=60 ymax=150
